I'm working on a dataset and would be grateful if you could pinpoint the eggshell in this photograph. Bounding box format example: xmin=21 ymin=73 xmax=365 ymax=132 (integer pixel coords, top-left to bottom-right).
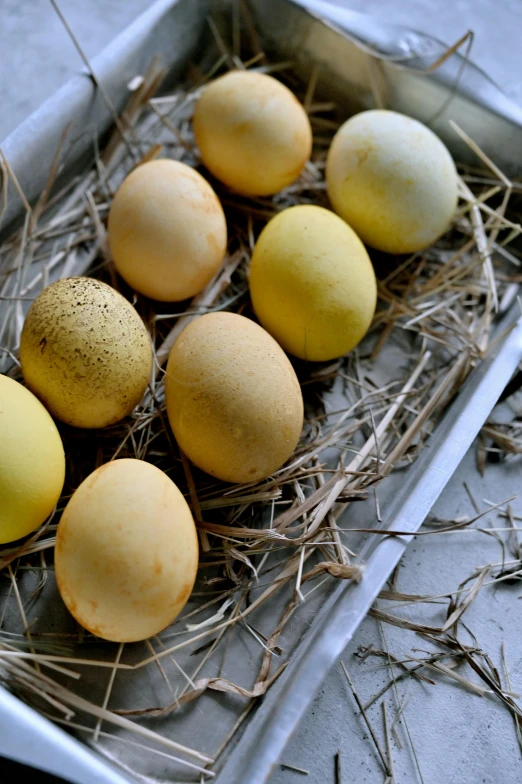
xmin=326 ymin=110 xmax=458 ymax=254
xmin=165 ymin=312 xmax=303 ymax=483
xmin=193 ymin=71 xmax=312 ymax=196
xmin=0 ymin=375 xmax=65 ymax=544
xmin=20 ymin=278 xmax=152 ymax=429
xmin=249 ymin=205 xmax=377 ymax=361
xmin=108 ymin=159 xmax=227 ymax=302
xmin=55 ymin=459 xmax=198 ymax=643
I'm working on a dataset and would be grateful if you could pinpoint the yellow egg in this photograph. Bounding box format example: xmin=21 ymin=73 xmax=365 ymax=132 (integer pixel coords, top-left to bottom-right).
xmin=55 ymin=459 xmax=198 ymax=643
xmin=0 ymin=375 xmax=65 ymax=544
xmin=249 ymin=205 xmax=377 ymax=361
xmin=20 ymin=278 xmax=152 ymax=429
xmin=108 ymin=159 xmax=227 ymax=302
xmin=326 ymin=110 xmax=458 ymax=254
xmin=193 ymin=71 xmax=312 ymax=196
xmin=165 ymin=312 xmax=303 ymax=483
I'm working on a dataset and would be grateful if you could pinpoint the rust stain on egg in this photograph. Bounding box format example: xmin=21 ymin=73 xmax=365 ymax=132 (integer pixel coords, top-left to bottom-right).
xmin=54 ymin=459 xmax=199 ymax=643
xmin=108 ymin=159 xmax=227 ymax=302
xmin=176 ymin=581 xmax=194 ymax=607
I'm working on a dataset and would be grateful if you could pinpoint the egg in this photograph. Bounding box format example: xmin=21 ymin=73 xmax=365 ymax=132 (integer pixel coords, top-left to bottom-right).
xmin=326 ymin=110 xmax=458 ymax=254
xmin=55 ymin=458 xmax=198 ymax=643
xmin=165 ymin=312 xmax=303 ymax=483
xmin=193 ymin=71 xmax=312 ymax=196
xmin=0 ymin=375 xmax=65 ymax=544
xmin=20 ymin=278 xmax=152 ymax=429
xmin=108 ymin=159 xmax=227 ymax=302
xmin=249 ymin=205 xmax=377 ymax=361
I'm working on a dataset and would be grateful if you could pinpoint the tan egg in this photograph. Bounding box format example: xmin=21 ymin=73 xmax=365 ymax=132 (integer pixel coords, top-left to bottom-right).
xmin=108 ymin=159 xmax=227 ymax=301
xmin=0 ymin=375 xmax=65 ymax=545
xmin=193 ymin=70 xmax=312 ymax=196
xmin=249 ymin=205 xmax=377 ymax=361
xmin=55 ymin=459 xmax=198 ymax=643
xmin=165 ymin=312 xmax=303 ymax=483
xmin=326 ymin=110 xmax=458 ymax=254
xmin=20 ymin=278 xmax=152 ymax=429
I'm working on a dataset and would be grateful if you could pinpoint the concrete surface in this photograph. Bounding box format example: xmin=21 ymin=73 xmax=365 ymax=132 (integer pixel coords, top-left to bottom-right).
xmin=0 ymin=0 xmax=150 ymax=142
xmin=1 ymin=2 xmax=522 ymax=784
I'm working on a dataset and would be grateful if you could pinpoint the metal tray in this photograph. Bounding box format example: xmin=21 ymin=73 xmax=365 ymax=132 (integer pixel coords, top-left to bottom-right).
xmin=2 ymin=1 xmax=522 ymax=783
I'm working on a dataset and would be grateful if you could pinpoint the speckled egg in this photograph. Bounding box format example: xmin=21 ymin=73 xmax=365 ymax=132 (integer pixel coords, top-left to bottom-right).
xmin=165 ymin=312 xmax=303 ymax=483
xmin=20 ymin=278 xmax=152 ymax=429
xmin=55 ymin=459 xmax=198 ymax=642
xmin=193 ymin=70 xmax=312 ymax=196
xmin=0 ymin=375 xmax=65 ymax=544
xmin=326 ymin=110 xmax=458 ymax=254
xmin=108 ymin=159 xmax=227 ymax=302
xmin=249 ymin=205 xmax=377 ymax=361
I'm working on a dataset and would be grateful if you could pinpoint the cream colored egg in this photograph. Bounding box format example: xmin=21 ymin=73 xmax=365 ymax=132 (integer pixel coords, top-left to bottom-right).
xmin=55 ymin=459 xmax=198 ymax=643
xmin=193 ymin=71 xmax=312 ymax=196
xmin=0 ymin=375 xmax=65 ymax=544
xmin=108 ymin=159 xmax=227 ymax=302
xmin=326 ymin=110 xmax=458 ymax=254
xmin=20 ymin=278 xmax=152 ymax=429
xmin=250 ymin=205 xmax=377 ymax=361
xmin=165 ymin=312 xmax=303 ymax=483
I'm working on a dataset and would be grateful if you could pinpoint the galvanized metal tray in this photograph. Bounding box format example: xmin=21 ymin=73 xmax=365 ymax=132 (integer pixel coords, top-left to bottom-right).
xmin=2 ymin=1 xmax=522 ymax=783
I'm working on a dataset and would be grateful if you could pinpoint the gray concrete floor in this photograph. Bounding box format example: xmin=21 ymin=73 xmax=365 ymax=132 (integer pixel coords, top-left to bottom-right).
xmin=0 ymin=0 xmax=150 ymax=142
xmin=2 ymin=2 xmax=522 ymax=783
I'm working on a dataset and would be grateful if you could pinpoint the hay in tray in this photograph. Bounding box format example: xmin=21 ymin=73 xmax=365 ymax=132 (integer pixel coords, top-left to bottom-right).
xmin=1 ymin=2 xmax=522 ymax=780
